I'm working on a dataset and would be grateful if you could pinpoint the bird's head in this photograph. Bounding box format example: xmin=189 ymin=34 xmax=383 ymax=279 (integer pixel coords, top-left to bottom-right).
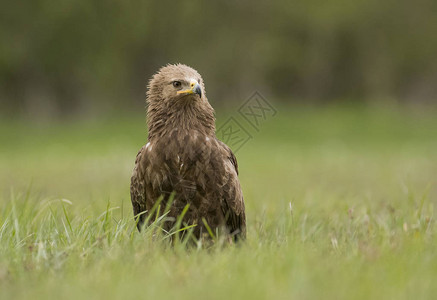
xmin=145 ymin=64 xmax=215 ymax=138
xmin=147 ymin=64 xmax=206 ymax=107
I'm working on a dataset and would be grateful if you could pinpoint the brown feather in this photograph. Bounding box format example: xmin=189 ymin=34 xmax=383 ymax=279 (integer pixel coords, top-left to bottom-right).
xmin=130 ymin=64 xmax=246 ymax=241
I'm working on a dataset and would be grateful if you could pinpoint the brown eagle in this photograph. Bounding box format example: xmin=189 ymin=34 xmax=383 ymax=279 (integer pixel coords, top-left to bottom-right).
xmin=130 ymin=64 xmax=246 ymax=241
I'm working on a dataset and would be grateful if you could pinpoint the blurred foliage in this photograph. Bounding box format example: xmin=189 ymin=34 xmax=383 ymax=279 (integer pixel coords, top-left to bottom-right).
xmin=1 ymin=0 xmax=437 ymax=117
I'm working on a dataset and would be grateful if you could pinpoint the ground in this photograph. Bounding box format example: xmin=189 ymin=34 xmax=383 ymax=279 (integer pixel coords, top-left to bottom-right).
xmin=0 ymin=104 xmax=436 ymax=299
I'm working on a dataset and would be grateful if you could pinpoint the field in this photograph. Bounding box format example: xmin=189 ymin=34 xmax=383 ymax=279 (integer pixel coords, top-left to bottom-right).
xmin=1 ymin=105 xmax=436 ymax=299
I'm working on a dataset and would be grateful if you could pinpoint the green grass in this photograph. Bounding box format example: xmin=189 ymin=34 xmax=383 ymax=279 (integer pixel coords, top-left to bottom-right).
xmin=1 ymin=104 xmax=436 ymax=299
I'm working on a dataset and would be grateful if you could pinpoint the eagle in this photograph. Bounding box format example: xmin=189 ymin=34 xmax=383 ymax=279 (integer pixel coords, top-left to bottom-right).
xmin=130 ymin=64 xmax=246 ymax=241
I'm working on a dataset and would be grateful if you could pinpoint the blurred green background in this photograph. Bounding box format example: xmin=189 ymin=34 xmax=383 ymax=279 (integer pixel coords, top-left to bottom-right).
xmin=1 ymin=0 xmax=437 ymax=119
xmin=1 ymin=2 xmax=437 ymax=298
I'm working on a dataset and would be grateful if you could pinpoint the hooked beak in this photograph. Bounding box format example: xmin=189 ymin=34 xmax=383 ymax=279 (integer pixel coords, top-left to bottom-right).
xmin=177 ymin=81 xmax=202 ymax=98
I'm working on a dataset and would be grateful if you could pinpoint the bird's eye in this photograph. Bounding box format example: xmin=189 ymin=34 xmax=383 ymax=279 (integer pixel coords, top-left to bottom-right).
xmin=172 ymin=81 xmax=181 ymax=88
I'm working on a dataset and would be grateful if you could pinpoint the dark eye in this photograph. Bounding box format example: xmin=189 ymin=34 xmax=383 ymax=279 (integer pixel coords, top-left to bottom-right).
xmin=172 ymin=81 xmax=181 ymax=88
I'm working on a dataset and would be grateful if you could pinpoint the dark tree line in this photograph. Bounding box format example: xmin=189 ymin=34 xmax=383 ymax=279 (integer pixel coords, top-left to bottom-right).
xmin=1 ymin=0 xmax=436 ymax=117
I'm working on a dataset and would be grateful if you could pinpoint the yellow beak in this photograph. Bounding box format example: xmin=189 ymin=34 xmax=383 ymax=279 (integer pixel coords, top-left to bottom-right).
xmin=177 ymin=81 xmax=202 ymax=97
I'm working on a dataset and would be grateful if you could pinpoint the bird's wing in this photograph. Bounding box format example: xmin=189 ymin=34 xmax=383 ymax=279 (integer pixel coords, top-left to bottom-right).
xmin=130 ymin=145 xmax=148 ymax=230
xmin=217 ymin=140 xmax=246 ymax=240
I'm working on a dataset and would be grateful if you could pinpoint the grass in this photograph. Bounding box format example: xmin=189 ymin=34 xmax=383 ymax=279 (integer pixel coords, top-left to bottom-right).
xmin=0 ymin=104 xmax=436 ymax=299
